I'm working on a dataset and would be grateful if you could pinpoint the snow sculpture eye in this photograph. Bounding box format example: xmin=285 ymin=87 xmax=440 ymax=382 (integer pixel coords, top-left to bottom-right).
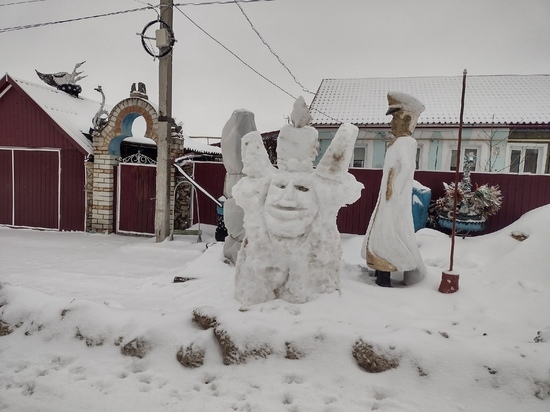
xmin=295 ymin=185 xmax=309 ymax=192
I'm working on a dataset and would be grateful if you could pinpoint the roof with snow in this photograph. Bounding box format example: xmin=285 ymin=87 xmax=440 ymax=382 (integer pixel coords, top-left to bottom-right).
xmin=310 ymin=75 xmax=550 ymax=127
xmin=183 ymin=135 xmax=222 ymax=155
xmin=5 ymin=74 xmax=103 ymax=154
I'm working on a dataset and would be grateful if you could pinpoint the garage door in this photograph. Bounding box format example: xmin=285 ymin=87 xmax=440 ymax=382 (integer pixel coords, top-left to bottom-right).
xmin=0 ymin=148 xmax=60 ymax=229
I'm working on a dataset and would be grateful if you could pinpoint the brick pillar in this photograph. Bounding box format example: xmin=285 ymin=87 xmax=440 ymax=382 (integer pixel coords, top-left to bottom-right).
xmin=85 ymin=159 xmax=94 ymax=232
xmin=91 ymin=153 xmax=117 ymax=233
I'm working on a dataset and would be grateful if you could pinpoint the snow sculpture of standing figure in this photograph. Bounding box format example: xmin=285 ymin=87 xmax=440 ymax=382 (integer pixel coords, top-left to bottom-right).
xmin=233 ymin=97 xmax=363 ymax=305
xmin=361 ymin=91 xmax=427 ymax=287
xmin=221 ymin=110 xmax=257 ymax=264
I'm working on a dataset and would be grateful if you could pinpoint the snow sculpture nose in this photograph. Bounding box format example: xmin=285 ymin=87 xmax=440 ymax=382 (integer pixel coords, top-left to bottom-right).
xmin=279 ymin=185 xmax=297 ymax=206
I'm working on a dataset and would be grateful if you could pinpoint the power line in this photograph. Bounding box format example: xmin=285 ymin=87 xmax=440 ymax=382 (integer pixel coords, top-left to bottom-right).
xmin=174 ymin=4 xmax=343 ymax=124
xmin=0 ymin=0 xmax=341 ymax=124
xmin=175 ymin=0 xmax=274 ymax=6
xmin=0 ymin=0 xmax=46 ymax=7
xmin=0 ymin=6 xmax=153 ymax=33
xmin=233 ymin=0 xmax=315 ymax=95
xmin=174 ymin=3 xmax=297 ymax=100
xmin=0 ymin=0 xmax=273 ymax=33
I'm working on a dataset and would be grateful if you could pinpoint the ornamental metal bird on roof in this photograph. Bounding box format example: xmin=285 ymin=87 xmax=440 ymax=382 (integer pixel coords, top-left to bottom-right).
xmin=35 ymin=61 xmax=87 ymax=98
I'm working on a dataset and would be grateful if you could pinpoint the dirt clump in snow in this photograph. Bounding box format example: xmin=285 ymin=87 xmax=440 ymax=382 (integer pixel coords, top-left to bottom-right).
xmin=214 ymin=327 xmax=272 ymax=365
xmin=0 ymin=319 xmax=13 ymax=336
xmin=285 ymin=341 xmax=304 ymax=360
xmin=192 ymin=307 xmax=219 ymax=330
xmin=352 ymin=339 xmax=399 ymax=373
xmin=177 ymin=343 xmax=205 ymax=368
xmin=75 ymin=327 xmax=105 ymax=347
xmin=121 ymin=337 xmax=151 ymax=359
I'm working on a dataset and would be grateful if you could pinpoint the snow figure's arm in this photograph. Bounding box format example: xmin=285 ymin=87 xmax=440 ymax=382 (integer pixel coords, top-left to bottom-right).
xmin=315 ymin=123 xmax=364 ymax=206
xmin=232 ymin=131 xmax=275 ymax=212
xmin=240 ymin=131 xmax=274 ymax=178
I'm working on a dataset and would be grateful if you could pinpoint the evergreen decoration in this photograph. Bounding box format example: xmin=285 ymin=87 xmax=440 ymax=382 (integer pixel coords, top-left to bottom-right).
xmin=431 ymin=152 xmax=503 ymax=233
xmin=434 ymin=181 xmax=503 ymax=222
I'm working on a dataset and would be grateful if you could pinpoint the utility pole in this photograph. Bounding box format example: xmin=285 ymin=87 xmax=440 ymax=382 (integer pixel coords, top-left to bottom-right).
xmin=155 ymin=0 xmax=174 ymax=242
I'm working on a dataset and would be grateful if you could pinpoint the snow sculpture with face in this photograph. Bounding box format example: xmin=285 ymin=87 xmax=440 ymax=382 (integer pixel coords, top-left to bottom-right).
xmin=232 ymin=97 xmax=363 ymax=305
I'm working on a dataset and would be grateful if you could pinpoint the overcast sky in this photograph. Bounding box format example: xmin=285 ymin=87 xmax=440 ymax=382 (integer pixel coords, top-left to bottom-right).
xmin=1 ymin=0 xmax=549 ymax=136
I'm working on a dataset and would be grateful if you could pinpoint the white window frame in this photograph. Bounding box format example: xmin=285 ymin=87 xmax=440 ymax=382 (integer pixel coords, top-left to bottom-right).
xmin=441 ymin=142 xmax=485 ymax=172
xmin=416 ymin=141 xmax=429 ymax=170
xmin=350 ymin=143 xmax=371 ymax=169
xmin=505 ymin=143 xmax=547 ymax=174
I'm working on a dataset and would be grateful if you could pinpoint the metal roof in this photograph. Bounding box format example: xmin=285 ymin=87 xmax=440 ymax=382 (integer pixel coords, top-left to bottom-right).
xmin=183 ymin=136 xmax=222 ymax=155
xmin=7 ymin=74 xmax=101 ymax=154
xmin=310 ymin=75 xmax=550 ymax=127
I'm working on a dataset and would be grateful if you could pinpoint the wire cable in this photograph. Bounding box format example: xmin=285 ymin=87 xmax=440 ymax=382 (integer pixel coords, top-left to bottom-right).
xmin=175 ymin=4 xmax=344 ymax=124
xmin=174 ymin=4 xmax=297 ymax=100
xmin=0 ymin=0 xmax=343 ymax=124
xmin=0 ymin=6 xmax=153 ymax=33
xmin=0 ymin=0 xmax=46 ymax=7
xmin=233 ymin=0 xmax=315 ymax=95
xmin=175 ymin=0 xmax=274 ymax=5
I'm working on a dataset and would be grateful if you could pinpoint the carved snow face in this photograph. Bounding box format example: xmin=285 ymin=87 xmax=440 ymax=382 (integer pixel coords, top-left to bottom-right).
xmin=264 ymin=172 xmax=319 ymax=238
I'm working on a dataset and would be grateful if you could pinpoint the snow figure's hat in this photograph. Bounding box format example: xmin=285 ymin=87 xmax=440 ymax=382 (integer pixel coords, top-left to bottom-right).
xmin=276 ymin=96 xmax=319 ymax=172
xmin=386 ymin=91 xmax=425 ymax=116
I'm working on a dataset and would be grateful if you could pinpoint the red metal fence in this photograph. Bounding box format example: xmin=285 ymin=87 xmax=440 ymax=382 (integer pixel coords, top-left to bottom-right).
xmin=192 ymin=162 xmax=550 ymax=235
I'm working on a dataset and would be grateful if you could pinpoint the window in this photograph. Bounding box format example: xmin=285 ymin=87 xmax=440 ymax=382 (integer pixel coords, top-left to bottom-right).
xmin=450 ymin=148 xmax=478 ymax=171
xmin=416 ymin=148 xmax=421 ymax=170
xmin=508 ymin=144 xmax=546 ymax=174
xmin=351 ymin=146 xmax=366 ymax=168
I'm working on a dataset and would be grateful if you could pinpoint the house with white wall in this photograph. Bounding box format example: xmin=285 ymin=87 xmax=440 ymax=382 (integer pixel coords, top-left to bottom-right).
xmin=309 ymin=75 xmax=550 ymax=174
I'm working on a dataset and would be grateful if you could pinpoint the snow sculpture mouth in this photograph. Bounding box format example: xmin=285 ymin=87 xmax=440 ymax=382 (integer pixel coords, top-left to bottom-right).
xmin=266 ymin=204 xmax=314 ymax=220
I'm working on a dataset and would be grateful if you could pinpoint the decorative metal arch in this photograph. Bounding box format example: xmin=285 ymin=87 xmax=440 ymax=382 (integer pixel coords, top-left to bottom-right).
xmin=120 ymin=151 xmax=157 ymax=165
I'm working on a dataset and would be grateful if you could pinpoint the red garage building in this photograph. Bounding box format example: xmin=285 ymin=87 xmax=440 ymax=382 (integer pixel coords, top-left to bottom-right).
xmin=0 ymin=74 xmax=98 ymax=231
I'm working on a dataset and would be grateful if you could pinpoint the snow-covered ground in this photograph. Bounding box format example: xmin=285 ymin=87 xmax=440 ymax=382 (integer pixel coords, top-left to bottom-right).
xmin=1 ymin=206 xmax=549 ymax=412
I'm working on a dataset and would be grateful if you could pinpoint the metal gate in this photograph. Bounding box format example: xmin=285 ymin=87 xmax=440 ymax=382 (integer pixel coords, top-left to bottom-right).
xmin=117 ymin=152 xmax=156 ymax=235
xmin=0 ymin=148 xmax=60 ymax=229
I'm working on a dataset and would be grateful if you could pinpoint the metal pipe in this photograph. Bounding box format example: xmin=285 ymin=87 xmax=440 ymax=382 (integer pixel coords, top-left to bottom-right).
xmin=449 ymin=69 xmax=468 ymax=271
xmin=173 ymin=163 xmax=222 ymax=207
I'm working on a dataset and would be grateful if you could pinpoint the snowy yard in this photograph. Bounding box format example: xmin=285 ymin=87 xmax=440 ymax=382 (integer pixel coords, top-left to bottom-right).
xmin=1 ymin=207 xmax=550 ymax=412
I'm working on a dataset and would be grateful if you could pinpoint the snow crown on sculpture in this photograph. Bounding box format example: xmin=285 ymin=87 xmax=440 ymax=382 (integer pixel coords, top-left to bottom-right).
xmin=276 ymin=96 xmax=318 ymax=172
xmin=231 ymin=96 xmax=363 ymax=306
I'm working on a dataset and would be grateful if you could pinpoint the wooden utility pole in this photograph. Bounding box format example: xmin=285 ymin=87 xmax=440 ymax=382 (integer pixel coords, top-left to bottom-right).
xmin=155 ymin=0 xmax=174 ymax=242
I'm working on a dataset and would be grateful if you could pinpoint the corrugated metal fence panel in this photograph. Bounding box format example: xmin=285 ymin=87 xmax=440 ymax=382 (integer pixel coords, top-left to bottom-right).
xmin=1 ymin=80 xmax=89 ymax=231
xmin=475 ymin=173 xmax=550 ymax=234
xmin=0 ymin=84 xmax=81 ymax=151
xmin=192 ymin=162 xmax=226 ymax=226
xmin=60 ymin=149 xmax=86 ymax=231
xmin=192 ymin=162 xmax=550 ymax=235
xmin=13 ymin=150 xmax=59 ymax=229
xmin=336 ymin=168 xmax=382 ymax=235
xmin=0 ymin=149 xmax=13 ymax=225
xmin=118 ymin=164 xmax=156 ymax=235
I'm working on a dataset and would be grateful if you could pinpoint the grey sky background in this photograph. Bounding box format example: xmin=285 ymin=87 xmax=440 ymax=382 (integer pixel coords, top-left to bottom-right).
xmin=1 ymin=0 xmax=549 ymax=136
